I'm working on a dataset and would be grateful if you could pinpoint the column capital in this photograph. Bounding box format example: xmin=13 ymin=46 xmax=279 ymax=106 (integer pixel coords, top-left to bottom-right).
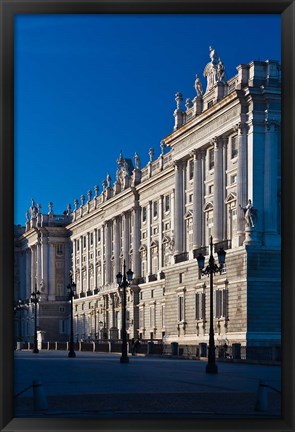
xmin=233 ymin=122 xmax=248 ymax=134
xmin=210 ymin=136 xmax=222 ymax=150
xmin=173 ymin=159 xmax=183 ymax=169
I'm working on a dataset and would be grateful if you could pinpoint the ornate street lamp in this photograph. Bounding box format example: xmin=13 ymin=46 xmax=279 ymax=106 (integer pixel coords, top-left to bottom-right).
xmin=67 ymin=271 xmax=76 ymax=358
xmin=116 ymin=260 xmax=133 ymax=363
xmin=30 ymin=289 xmax=41 ymax=354
xmin=196 ymin=236 xmax=226 ymax=374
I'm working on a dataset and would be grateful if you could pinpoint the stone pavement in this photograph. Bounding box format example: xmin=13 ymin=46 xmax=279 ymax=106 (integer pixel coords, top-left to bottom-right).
xmin=14 ymin=351 xmax=281 ymax=418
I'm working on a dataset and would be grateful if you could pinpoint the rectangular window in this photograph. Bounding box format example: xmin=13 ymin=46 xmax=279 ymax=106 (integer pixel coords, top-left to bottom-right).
xmin=209 ymin=148 xmax=214 ymax=170
xmin=142 ymin=207 xmax=147 ymax=222
xmin=151 ymin=289 xmax=154 ymax=298
xmin=189 ymin=159 xmax=194 ymax=180
xmin=153 ymin=227 xmax=158 ymax=235
xmin=97 ymin=229 xmax=101 ymax=242
xmin=83 ymin=237 xmax=86 ymax=248
xmin=153 ymin=202 xmax=158 ymax=218
xmin=231 ymin=135 xmax=238 ymax=159
xmin=179 ymin=273 xmax=184 ymax=283
xmin=164 ymin=222 xmax=170 ymax=230
xmin=90 ymin=233 xmax=93 ymax=245
xmin=195 ymin=292 xmax=206 ymax=320
xmin=208 ymin=184 xmax=214 ymax=194
xmin=189 ymin=194 xmax=193 ymax=203
xmin=76 ymin=240 xmax=79 ymax=252
xmin=165 ymin=195 xmax=170 ymax=212
xmin=215 ymin=289 xmax=228 ymax=318
xmin=178 ymin=296 xmax=184 ymax=322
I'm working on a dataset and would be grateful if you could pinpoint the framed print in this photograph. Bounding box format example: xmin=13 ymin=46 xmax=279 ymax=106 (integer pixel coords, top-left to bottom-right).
xmin=1 ymin=1 xmax=294 ymax=431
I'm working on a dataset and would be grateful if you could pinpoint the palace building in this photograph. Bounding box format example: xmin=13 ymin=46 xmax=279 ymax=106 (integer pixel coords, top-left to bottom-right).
xmin=14 ymin=47 xmax=281 ymax=358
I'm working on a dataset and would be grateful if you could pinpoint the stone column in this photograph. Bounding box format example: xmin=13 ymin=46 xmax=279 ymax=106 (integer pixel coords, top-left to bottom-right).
xmin=41 ymin=236 xmax=49 ymax=298
xmin=79 ymin=237 xmax=83 ymax=293
xmin=101 ymin=225 xmax=105 ymax=286
xmin=182 ymin=160 xmax=187 ymax=251
xmin=158 ymin=195 xmax=163 ymax=269
xmin=93 ymin=231 xmax=97 ymax=289
xmin=264 ymin=119 xmax=280 ymax=245
xmin=48 ymin=242 xmax=56 ymax=300
xmin=30 ymin=246 xmax=36 ymax=292
xmin=201 ymin=151 xmax=206 ymax=246
xmin=222 ymin=138 xmax=228 ymax=240
xmin=26 ymin=249 xmax=31 ymax=299
xmin=236 ymin=123 xmax=248 ymax=238
xmin=192 ymin=150 xmax=203 ymax=249
xmin=72 ymin=239 xmax=76 ymax=280
xmin=113 ymin=217 xmax=120 ymax=276
xmin=64 ymin=241 xmax=71 ymax=294
xmin=174 ymin=160 xmax=183 ymax=254
xmin=171 ymin=189 xmax=175 ymax=241
xmin=147 ymin=202 xmax=152 ymax=275
xmin=36 ymin=240 xmax=41 ymax=289
xmin=122 ymin=212 xmax=130 ymax=269
xmin=213 ymin=137 xmax=223 ymax=243
xmin=86 ymin=233 xmax=90 ymax=292
xmin=105 ymin=222 xmax=111 ymax=284
xmin=132 ymin=207 xmax=141 ymax=278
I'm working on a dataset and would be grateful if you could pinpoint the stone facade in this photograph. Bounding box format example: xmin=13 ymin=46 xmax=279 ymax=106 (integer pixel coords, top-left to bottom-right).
xmin=14 ymin=48 xmax=281 ymax=357
xmin=14 ymin=201 xmax=72 ymax=342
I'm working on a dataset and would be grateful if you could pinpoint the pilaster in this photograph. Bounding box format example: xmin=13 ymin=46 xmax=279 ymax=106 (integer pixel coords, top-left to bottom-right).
xmin=174 ymin=160 xmax=184 ymax=254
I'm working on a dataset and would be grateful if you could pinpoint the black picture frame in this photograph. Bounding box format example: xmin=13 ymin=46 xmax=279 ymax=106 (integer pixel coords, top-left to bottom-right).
xmin=1 ymin=1 xmax=294 ymax=431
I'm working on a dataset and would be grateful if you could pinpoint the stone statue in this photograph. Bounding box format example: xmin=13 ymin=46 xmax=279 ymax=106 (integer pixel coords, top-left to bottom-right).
xmin=25 ymin=210 xmax=30 ymax=222
xmin=134 ymin=152 xmax=141 ymax=170
xmin=209 ymin=46 xmax=218 ymax=66
xmin=217 ymin=58 xmax=225 ymax=82
xmin=194 ymin=74 xmax=203 ymax=97
xmin=48 ymin=202 xmax=53 ymax=214
xmin=149 ymin=147 xmax=154 ymax=163
xmin=87 ymin=190 xmax=92 ymax=201
xmin=74 ymin=199 xmax=78 ymax=210
xmin=94 ymin=185 xmax=99 ymax=197
xmin=30 ymin=199 xmax=37 ymax=217
xmin=106 ymin=173 xmax=111 ymax=188
xmin=240 ymin=199 xmax=256 ymax=228
xmin=160 ymin=140 xmax=166 ymax=155
xmin=116 ymin=168 xmax=121 ymax=183
xmin=185 ymin=98 xmax=193 ymax=109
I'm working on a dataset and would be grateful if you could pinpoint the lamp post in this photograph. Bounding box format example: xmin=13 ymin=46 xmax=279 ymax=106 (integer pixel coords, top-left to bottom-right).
xmin=196 ymin=236 xmax=226 ymax=374
xmin=116 ymin=260 xmax=133 ymax=363
xmin=30 ymin=289 xmax=41 ymax=354
xmin=67 ymin=271 xmax=76 ymax=358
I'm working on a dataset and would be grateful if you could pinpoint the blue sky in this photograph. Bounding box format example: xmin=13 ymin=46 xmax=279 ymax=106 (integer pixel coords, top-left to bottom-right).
xmin=14 ymin=14 xmax=281 ymax=225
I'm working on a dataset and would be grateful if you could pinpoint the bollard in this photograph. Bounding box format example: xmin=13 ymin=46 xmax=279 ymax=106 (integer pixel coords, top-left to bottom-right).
xmin=255 ymin=380 xmax=268 ymax=411
xmin=32 ymin=380 xmax=48 ymax=411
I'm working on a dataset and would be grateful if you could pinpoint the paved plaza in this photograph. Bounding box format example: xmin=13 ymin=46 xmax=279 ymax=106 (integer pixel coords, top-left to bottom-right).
xmin=14 ymin=351 xmax=281 ymax=419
